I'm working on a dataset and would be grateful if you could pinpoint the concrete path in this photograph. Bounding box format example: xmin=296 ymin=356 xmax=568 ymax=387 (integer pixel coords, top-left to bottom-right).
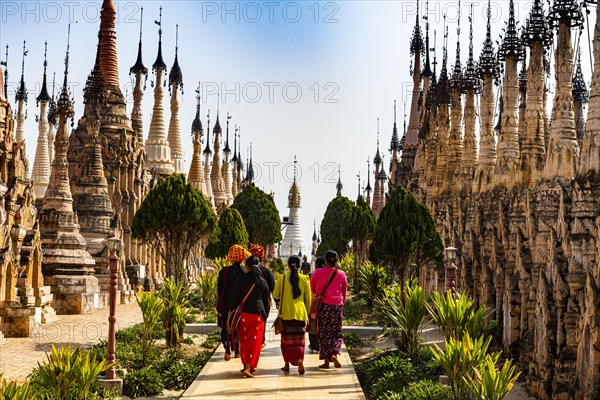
xmin=182 ymin=309 xmax=366 ymax=400
xmin=0 ymin=302 xmax=143 ymax=382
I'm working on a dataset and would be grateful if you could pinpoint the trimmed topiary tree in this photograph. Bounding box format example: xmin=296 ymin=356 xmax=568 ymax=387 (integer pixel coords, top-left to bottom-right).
xmin=231 ymin=184 xmax=282 ymax=248
xmin=369 ymin=185 xmax=443 ymax=282
xmin=350 ymin=195 xmax=376 ymax=264
xmin=316 ymin=195 xmax=354 ymax=256
xmin=205 ymin=208 xmax=249 ymax=259
xmin=132 ymin=173 xmax=218 ymax=282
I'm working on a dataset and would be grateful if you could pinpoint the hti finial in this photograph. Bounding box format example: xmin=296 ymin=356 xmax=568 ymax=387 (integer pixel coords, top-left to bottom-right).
xmin=293 ymin=155 xmax=298 ymax=181
xmin=16 ymin=40 xmax=28 ymax=103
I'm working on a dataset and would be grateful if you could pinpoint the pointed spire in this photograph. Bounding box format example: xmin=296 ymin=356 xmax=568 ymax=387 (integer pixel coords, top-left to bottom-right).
xmin=288 ymin=155 xmax=300 ymax=208
xmin=224 ymin=112 xmax=231 ymax=153
xmin=421 ymin=0 xmax=432 ymax=78
xmin=390 ymin=100 xmax=400 ymax=151
xmin=153 ymin=7 xmax=167 ymax=72
xmin=130 ymin=6 xmax=148 ymax=76
xmin=365 ymin=158 xmax=372 ymax=192
xmin=15 ymin=41 xmax=28 ymax=103
xmin=168 ymin=24 xmax=183 ymax=92
xmin=498 ymin=0 xmax=522 ymax=60
xmin=0 ymin=45 xmax=7 ymax=100
xmin=450 ymin=1 xmax=463 ymax=90
xmin=312 ymin=219 xmax=318 ymax=242
xmin=463 ymin=5 xmax=482 ymax=93
xmin=237 ymin=127 xmax=244 ymax=172
xmin=410 ymin=0 xmax=424 ymax=56
xmin=37 ymin=42 xmax=51 ymax=104
xmin=495 ymin=85 xmax=504 ymax=133
xmin=57 ymin=24 xmax=74 ymax=120
xmin=357 ymin=171 xmax=361 ymax=199
xmin=549 ymin=0 xmax=583 ymax=28
xmin=438 ymin=16 xmax=451 ymax=104
xmin=399 ymin=103 xmax=407 ymax=150
xmin=203 ymin=109 xmax=212 ymax=154
xmin=374 ymin=118 xmax=382 ymax=164
xmin=98 ymin=0 xmax=120 ymax=87
xmin=232 ymin=125 xmax=238 ymax=162
xmin=48 ymin=72 xmax=57 ymax=125
xmin=523 ymin=0 xmax=551 ymax=46
xmin=336 ymin=165 xmax=343 ymax=197
xmin=246 ymin=142 xmax=254 ymax=182
xmin=191 ymin=82 xmax=203 ymax=134
xmin=573 ymin=45 xmax=589 ymax=103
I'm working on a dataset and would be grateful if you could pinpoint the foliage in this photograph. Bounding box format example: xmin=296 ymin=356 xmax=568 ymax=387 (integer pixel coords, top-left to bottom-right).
xmin=192 ymin=272 xmax=218 ymax=316
xmin=349 ymin=195 xmax=376 ymax=263
xmin=360 ymin=261 xmax=392 ymax=306
xmin=231 ymin=184 xmax=282 ymax=246
xmin=29 ymin=344 xmax=112 ymax=400
xmin=342 ymin=332 xmax=363 ymax=350
xmin=377 ymin=280 xmax=427 ymax=362
xmin=316 ymin=195 xmax=354 ymax=255
xmin=162 ymin=362 xmax=201 ymax=390
xmin=379 ymin=380 xmax=453 ymax=400
xmin=464 ymin=356 xmax=521 ymax=400
xmin=339 ymin=253 xmax=360 ymax=292
xmin=161 ymin=278 xmax=191 ymax=347
xmin=132 ymin=173 xmax=218 ymax=282
xmin=356 ymin=354 xmax=415 ymax=399
xmin=205 ymin=208 xmax=249 ymax=259
xmin=187 ymin=351 xmax=213 ymax=368
xmin=269 ymin=258 xmax=285 ymax=275
xmin=426 ymin=291 xmax=497 ymax=341
xmin=202 ymin=329 xmax=222 ymax=348
xmin=430 ymin=334 xmax=494 ymax=400
xmin=136 ymin=290 xmax=164 ymax=368
xmin=343 ymin=295 xmax=380 ymax=326
xmin=0 ymin=377 xmax=36 ymax=400
xmin=122 ymin=367 xmax=164 ymax=398
xmin=369 ymin=186 xmax=443 ymax=280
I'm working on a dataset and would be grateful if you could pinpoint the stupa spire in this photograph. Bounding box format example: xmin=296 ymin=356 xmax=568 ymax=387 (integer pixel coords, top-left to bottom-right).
xmin=519 ymin=0 xmax=550 ymax=186
xmin=189 ymin=83 xmax=207 ymax=195
xmin=32 ymin=41 xmax=52 ymax=199
xmin=462 ymin=4 xmax=480 ymax=182
xmin=145 ymin=7 xmax=174 ymax=176
xmin=130 ymin=6 xmax=148 ymax=146
xmin=421 ymin=0 xmax=432 ymax=79
xmin=15 ymin=41 xmax=28 ymax=143
xmin=573 ymin=41 xmax=589 ymax=148
xmin=97 ymin=0 xmax=120 ymax=87
xmin=336 ymin=166 xmax=343 ymax=197
xmin=281 ymin=156 xmax=305 ymax=258
xmin=203 ymin=110 xmax=214 ymax=205
xmin=222 ymin=112 xmax=233 ymax=204
xmin=47 ymin=72 xmax=57 ymax=164
xmin=231 ymin=125 xmax=239 ymax=197
xmin=446 ymin=3 xmax=464 ymax=187
xmin=168 ymin=24 xmax=185 ymax=173
xmin=0 ymin=45 xmax=7 ymax=100
xmin=544 ymin=0 xmax=583 ymax=180
xmin=365 ymin=157 xmax=372 ymax=207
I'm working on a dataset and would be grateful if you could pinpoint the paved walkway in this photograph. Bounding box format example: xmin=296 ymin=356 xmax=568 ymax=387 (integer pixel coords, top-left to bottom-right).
xmin=0 ymin=302 xmax=143 ymax=382
xmin=182 ymin=309 xmax=366 ymax=400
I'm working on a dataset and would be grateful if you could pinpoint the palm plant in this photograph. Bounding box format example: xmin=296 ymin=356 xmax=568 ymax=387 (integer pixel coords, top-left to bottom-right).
xmin=161 ymin=278 xmax=191 ymax=347
xmin=0 ymin=377 xmax=36 ymax=399
xmin=464 ymin=356 xmax=521 ymax=400
xmin=136 ymin=290 xmax=164 ymax=367
xmin=360 ymin=261 xmax=392 ymax=306
xmin=195 ymin=272 xmax=217 ymax=317
xmin=377 ymin=279 xmax=427 ymax=361
xmin=426 ymin=290 xmax=496 ymax=341
xmin=430 ymin=333 xmax=494 ymax=400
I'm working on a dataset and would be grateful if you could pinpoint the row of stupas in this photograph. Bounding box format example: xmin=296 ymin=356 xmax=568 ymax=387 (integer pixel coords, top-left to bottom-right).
xmin=0 ymin=0 xmax=259 ymax=336
xmin=383 ymin=0 xmax=600 ymax=398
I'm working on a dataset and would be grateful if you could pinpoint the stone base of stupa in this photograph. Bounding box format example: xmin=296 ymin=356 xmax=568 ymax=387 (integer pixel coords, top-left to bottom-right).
xmin=45 ymin=274 xmax=100 ymax=314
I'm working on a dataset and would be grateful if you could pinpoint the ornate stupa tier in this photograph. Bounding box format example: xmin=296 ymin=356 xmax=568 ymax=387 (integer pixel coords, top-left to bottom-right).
xmin=188 ymin=90 xmax=206 ymax=195
xmin=146 ymin=67 xmax=174 ymax=176
xmin=168 ymin=26 xmax=185 ymax=173
xmin=98 ymin=0 xmax=120 ymax=88
xmin=280 ymin=163 xmax=305 ymax=258
xmin=222 ymin=114 xmax=233 ymax=204
xmin=211 ymin=114 xmax=227 ymax=209
xmin=32 ymin=100 xmax=50 ymax=199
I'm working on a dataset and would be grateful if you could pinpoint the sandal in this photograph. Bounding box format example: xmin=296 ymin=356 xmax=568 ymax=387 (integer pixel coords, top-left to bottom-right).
xmin=331 ymin=355 xmax=341 ymax=368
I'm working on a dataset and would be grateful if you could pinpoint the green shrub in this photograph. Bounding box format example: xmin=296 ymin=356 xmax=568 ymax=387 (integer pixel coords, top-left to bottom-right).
xmin=343 ymin=332 xmax=363 ymax=349
xmin=269 ymin=258 xmax=285 ymax=275
xmin=162 ymin=362 xmax=201 ymax=390
xmin=360 ymin=261 xmax=392 ymax=306
xmin=117 ymin=341 xmax=160 ymax=371
xmin=123 ymin=367 xmax=164 ymax=398
xmin=183 ymin=336 xmax=194 ymax=345
xmin=379 ymin=380 xmax=452 ymax=400
xmin=136 ymin=290 xmax=164 ymax=368
xmin=339 ymin=253 xmax=360 ymax=292
xmin=0 ymin=378 xmax=36 ymax=400
xmin=160 ymin=278 xmax=191 ymax=347
xmin=30 ymin=344 xmax=112 ymax=400
xmin=202 ymin=329 xmax=221 ymax=348
xmin=187 ymin=351 xmax=212 ymax=369
xmin=194 ymin=272 xmax=218 ymax=315
xmin=356 ymin=354 xmax=414 ymax=389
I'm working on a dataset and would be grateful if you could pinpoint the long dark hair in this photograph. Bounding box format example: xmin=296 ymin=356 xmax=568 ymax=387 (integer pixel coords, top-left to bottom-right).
xmin=315 ymin=256 xmax=326 ymax=269
xmin=325 ymin=250 xmax=338 ymax=267
xmin=245 ymin=256 xmax=262 ymax=284
xmin=288 ymin=256 xmax=301 ymax=299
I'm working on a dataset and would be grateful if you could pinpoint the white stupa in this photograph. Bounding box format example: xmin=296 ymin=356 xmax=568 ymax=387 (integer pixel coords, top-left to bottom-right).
xmin=280 ymin=158 xmax=306 ymax=259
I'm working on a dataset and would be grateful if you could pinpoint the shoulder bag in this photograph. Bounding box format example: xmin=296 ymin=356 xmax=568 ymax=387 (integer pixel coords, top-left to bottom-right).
xmin=272 ymin=279 xmax=285 ymax=335
xmin=226 ymin=282 xmax=256 ymax=334
xmin=307 ymin=269 xmax=337 ymax=334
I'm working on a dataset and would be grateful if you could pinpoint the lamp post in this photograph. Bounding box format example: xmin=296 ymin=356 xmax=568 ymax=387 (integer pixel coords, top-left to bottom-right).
xmin=444 ymin=246 xmax=458 ymax=294
xmin=105 ymin=237 xmax=122 ymax=384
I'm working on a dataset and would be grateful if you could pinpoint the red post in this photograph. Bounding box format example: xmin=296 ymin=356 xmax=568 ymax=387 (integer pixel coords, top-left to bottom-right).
xmin=445 ymin=262 xmax=457 ymax=294
xmin=105 ymin=237 xmax=121 ymax=380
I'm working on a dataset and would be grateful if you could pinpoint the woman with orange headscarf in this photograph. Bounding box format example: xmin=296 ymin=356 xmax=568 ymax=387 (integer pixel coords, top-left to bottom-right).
xmin=217 ymin=244 xmax=251 ymax=360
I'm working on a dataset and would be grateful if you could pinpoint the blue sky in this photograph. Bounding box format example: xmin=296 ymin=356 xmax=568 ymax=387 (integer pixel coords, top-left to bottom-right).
xmin=1 ymin=0 xmax=596 ymax=254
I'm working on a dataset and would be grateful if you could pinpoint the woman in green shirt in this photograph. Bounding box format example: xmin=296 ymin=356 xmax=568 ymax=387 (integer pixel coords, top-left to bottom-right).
xmin=273 ymin=256 xmax=312 ymax=375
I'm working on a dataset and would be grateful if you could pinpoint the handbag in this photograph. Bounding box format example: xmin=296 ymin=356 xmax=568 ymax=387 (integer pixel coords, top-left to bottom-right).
xmin=273 ymin=280 xmax=285 ymax=335
xmin=307 ymin=269 xmax=338 ymax=334
xmin=226 ymin=283 xmax=256 ymax=334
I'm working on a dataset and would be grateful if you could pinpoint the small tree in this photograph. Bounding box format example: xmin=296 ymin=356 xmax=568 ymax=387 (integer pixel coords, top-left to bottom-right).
xmin=132 ymin=173 xmax=218 ymax=282
xmin=350 ymin=195 xmax=376 ymax=264
xmin=205 ymin=208 xmax=249 ymax=259
xmin=316 ymin=195 xmax=354 ymax=255
xmin=231 ymin=184 xmax=282 ymax=247
xmin=369 ymin=185 xmax=443 ymax=282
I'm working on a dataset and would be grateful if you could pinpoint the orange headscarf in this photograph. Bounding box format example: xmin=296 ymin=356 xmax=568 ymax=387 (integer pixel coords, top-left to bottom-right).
xmin=227 ymin=244 xmax=252 ymax=263
xmin=248 ymin=243 xmax=265 ymax=261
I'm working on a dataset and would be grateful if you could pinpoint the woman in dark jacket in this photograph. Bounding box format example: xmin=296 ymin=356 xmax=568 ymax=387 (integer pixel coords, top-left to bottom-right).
xmin=231 ymin=256 xmax=270 ymax=378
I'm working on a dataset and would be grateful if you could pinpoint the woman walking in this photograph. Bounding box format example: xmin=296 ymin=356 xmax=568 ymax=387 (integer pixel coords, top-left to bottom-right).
xmin=310 ymin=250 xmax=347 ymax=369
xmin=231 ymin=256 xmax=271 ymax=378
xmin=273 ymin=256 xmax=312 ymax=375
xmin=308 ymin=256 xmax=326 ymax=352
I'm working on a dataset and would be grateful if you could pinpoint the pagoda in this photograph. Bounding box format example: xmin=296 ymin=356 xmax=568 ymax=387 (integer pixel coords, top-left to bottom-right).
xmin=280 ymin=158 xmax=305 ymax=258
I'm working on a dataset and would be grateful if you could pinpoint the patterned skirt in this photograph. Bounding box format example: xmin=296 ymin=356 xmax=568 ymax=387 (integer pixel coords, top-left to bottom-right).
xmin=280 ymin=320 xmax=306 ymax=366
xmin=317 ymin=303 xmax=343 ymax=360
xmin=237 ymin=312 xmax=265 ymax=369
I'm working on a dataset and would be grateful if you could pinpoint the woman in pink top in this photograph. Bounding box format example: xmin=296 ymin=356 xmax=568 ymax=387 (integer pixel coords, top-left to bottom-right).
xmin=310 ymin=250 xmax=348 ymax=368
